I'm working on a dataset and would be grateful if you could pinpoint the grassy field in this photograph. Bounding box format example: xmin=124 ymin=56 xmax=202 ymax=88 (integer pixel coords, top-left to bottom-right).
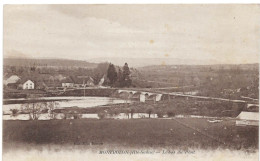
xmin=3 ymin=118 xmax=258 ymax=152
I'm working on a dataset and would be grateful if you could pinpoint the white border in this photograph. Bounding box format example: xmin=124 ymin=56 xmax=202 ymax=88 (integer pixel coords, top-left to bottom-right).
xmin=1 ymin=0 xmax=260 ymax=4
xmin=0 ymin=2 xmax=259 ymax=161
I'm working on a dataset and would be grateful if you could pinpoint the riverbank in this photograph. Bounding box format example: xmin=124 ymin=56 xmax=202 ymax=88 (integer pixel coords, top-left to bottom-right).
xmin=3 ymin=88 xmax=117 ymax=99
xmin=52 ymin=98 xmax=247 ymax=118
xmin=3 ymin=97 xmax=250 ymax=120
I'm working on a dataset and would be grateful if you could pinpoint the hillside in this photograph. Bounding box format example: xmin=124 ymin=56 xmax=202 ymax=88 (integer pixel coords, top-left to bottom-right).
xmin=89 ymin=57 xmax=221 ymax=67
xmin=4 ymin=58 xmax=98 ymax=68
xmin=138 ymin=63 xmax=259 ymax=71
xmin=136 ymin=64 xmax=259 ymax=87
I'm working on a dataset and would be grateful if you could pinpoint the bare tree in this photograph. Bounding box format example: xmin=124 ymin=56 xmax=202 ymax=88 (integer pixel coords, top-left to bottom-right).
xmin=47 ymin=101 xmax=60 ymax=119
xmin=146 ymin=106 xmax=154 ymax=118
xmin=124 ymin=108 xmax=130 ymax=119
xmin=130 ymin=108 xmax=135 ymax=119
xmin=21 ymin=102 xmax=48 ymax=120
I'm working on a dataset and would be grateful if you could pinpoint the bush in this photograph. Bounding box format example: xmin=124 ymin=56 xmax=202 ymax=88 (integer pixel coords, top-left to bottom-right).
xmin=64 ymin=113 xmax=72 ymax=119
xmin=98 ymin=112 xmax=106 ymax=119
xmin=10 ymin=109 xmax=19 ymax=116
xmin=108 ymin=109 xmax=120 ymax=117
xmin=73 ymin=114 xmax=82 ymax=119
xmin=41 ymin=109 xmax=49 ymax=113
xmin=156 ymin=110 xmax=164 ymax=118
xmin=167 ymin=110 xmax=175 ymax=117
xmin=59 ymin=113 xmax=67 ymax=119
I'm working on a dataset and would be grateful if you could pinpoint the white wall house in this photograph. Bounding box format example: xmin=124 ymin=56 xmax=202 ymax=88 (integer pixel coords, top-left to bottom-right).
xmin=86 ymin=77 xmax=94 ymax=86
xmin=23 ymin=80 xmax=34 ymax=90
xmin=62 ymin=83 xmax=74 ymax=88
xmin=140 ymin=93 xmax=146 ymax=102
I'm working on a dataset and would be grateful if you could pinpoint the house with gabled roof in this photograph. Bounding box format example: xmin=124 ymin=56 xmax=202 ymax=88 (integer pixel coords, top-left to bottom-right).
xmin=61 ymin=77 xmax=74 ymax=88
xmin=22 ymin=80 xmax=35 ymax=90
xmin=75 ymin=76 xmax=95 ymax=87
xmin=86 ymin=76 xmax=94 ymax=86
xmin=4 ymin=75 xmax=21 ymax=87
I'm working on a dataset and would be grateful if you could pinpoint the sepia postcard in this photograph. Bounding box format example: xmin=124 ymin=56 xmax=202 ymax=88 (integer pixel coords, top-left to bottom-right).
xmin=2 ymin=4 xmax=260 ymax=161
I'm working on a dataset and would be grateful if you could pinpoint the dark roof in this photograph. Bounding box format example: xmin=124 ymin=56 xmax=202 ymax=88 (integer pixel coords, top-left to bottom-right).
xmin=73 ymin=76 xmax=94 ymax=84
xmin=61 ymin=77 xmax=74 ymax=83
xmin=18 ymin=78 xmax=36 ymax=84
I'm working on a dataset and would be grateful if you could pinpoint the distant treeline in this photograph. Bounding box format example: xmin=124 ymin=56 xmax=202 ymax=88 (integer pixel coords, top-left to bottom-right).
xmin=4 ymin=58 xmax=98 ymax=68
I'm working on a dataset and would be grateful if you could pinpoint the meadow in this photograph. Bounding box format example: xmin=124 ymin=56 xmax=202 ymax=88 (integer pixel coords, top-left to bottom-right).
xmin=3 ymin=118 xmax=258 ymax=152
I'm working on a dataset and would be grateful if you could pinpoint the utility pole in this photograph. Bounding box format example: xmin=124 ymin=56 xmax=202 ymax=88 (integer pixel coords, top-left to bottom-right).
xmin=78 ymin=76 xmax=90 ymax=97
xmin=83 ymin=79 xmax=85 ymax=97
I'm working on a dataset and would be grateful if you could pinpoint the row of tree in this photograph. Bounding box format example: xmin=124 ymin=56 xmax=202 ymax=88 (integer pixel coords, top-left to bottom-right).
xmin=97 ymin=106 xmax=175 ymax=119
xmin=106 ymin=63 xmax=132 ymax=87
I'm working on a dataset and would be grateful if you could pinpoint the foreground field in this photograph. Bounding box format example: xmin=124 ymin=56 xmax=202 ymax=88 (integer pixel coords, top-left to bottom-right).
xmin=3 ymin=118 xmax=258 ymax=152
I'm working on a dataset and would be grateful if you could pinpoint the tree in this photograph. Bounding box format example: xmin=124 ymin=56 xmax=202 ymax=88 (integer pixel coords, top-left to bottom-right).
xmin=107 ymin=63 xmax=118 ymax=86
xmin=117 ymin=68 xmax=123 ymax=87
xmin=18 ymin=67 xmax=24 ymax=74
xmin=146 ymin=107 xmax=154 ymax=118
xmin=108 ymin=109 xmax=120 ymax=117
xmin=124 ymin=108 xmax=130 ymax=119
xmin=166 ymin=109 xmax=175 ymax=117
xmin=10 ymin=109 xmax=19 ymax=117
xmin=155 ymin=110 xmax=164 ymax=118
xmin=122 ymin=63 xmax=132 ymax=87
xmin=10 ymin=66 xmax=16 ymax=73
xmin=94 ymin=62 xmax=110 ymax=75
xmin=93 ymin=62 xmax=109 ymax=85
xmin=21 ymin=102 xmax=48 ymax=120
xmin=47 ymin=101 xmax=59 ymax=119
xmin=130 ymin=108 xmax=135 ymax=119
xmin=93 ymin=73 xmax=101 ymax=85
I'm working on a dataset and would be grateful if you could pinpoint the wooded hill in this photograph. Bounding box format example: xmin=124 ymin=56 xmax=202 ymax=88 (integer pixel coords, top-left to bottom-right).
xmin=4 ymin=58 xmax=98 ymax=68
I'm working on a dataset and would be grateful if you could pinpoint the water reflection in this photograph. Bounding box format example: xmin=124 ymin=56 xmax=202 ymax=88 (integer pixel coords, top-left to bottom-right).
xmin=3 ymin=97 xmax=131 ymax=120
xmin=3 ymin=113 xmax=157 ymax=120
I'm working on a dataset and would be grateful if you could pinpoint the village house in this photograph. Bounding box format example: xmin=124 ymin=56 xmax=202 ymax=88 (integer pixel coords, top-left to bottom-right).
xmin=61 ymin=76 xmax=95 ymax=88
xmin=75 ymin=76 xmax=95 ymax=87
xmin=22 ymin=80 xmax=35 ymax=90
xmin=86 ymin=76 xmax=94 ymax=86
xmin=98 ymin=76 xmax=105 ymax=86
xmin=4 ymin=75 xmax=21 ymax=89
xmin=61 ymin=77 xmax=74 ymax=88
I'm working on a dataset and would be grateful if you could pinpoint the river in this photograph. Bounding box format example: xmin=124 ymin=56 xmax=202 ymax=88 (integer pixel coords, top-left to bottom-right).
xmin=3 ymin=96 xmax=130 ymax=115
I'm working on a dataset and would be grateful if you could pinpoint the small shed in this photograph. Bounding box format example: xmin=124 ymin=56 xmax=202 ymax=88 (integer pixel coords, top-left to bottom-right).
xmin=236 ymin=111 xmax=259 ymax=126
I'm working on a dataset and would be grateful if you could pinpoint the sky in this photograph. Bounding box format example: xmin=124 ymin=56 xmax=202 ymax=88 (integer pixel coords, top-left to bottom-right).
xmin=3 ymin=4 xmax=260 ymax=64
